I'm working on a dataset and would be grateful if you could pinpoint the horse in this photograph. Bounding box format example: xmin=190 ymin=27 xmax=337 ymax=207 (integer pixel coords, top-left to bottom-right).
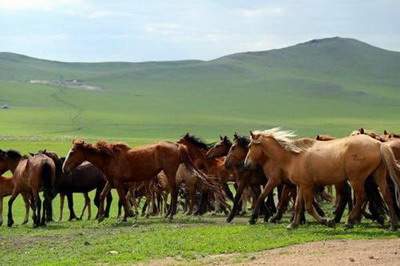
xmin=62 ymin=139 xmax=211 ymax=221
xmin=35 ymin=150 xmax=113 ymax=221
xmin=0 ymin=149 xmax=56 ymax=227
xmin=207 ymin=133 xmax=276 ymax=222
xmin=0 ymin=175 xmax=30 ymax=226
xmin=245 ymin=128 xmax=400 ymax=230
xmin=177 ymin=133 xmax=235 ymax=204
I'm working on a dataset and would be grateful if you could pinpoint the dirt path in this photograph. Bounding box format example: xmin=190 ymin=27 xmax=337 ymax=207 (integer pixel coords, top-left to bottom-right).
xmin=144 ymin=238 xmax=400 ymax=265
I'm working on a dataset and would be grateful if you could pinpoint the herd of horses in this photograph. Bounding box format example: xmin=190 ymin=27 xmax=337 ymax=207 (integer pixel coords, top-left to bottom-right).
xmin=1 ymin=128 xmax=400 ymax=231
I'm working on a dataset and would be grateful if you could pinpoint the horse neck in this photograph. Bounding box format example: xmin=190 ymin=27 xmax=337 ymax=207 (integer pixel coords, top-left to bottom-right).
xmin=187 ymin=144 xmax=209 ymax=163
xmin=6 ymin=158 xmax=20 ymax=174
xmin=83 ymin=152 xmax=109 ymax=175
xmin=260 ymin=140 xmax=294 ymax=168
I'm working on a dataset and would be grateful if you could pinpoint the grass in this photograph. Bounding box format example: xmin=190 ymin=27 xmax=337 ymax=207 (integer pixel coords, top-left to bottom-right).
xmin=1 ymin=192 xmax=400 ymax=266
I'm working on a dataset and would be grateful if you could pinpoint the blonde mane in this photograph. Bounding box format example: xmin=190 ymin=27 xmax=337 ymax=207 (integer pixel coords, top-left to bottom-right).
xmin=254 ymin=128 xmax=311 ymax=153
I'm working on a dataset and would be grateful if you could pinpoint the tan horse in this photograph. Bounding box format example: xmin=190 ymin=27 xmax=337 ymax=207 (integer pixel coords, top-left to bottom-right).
xmin=245 ymin=128 xmax=400 ymax=230
xmin=62 ymin=139 xmax=210 ymax=221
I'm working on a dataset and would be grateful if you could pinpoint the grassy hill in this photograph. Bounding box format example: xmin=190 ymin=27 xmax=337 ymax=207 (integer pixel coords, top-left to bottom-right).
xmin=1 ymin=37 xmax=399 ymax=153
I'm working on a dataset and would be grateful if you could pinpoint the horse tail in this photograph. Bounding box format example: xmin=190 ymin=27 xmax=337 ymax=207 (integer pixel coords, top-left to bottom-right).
xmin=380 ymin=143 xmax=400 ymax=208
xmin=178 ymin=145 xmax=228 ymax=207
xmin=41 ymin=162 xmax=55 ymax=197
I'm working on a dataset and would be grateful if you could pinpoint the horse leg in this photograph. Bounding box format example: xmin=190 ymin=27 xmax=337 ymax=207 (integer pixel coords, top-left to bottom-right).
xmin=21 ymin=193 xmax=30 ymax=225
xmin=7 ymin=190 xmax=19 ymax=227
xmin=115 ymin=183 xmax=130 ymax=222
xmin=59 ymin=193 xmax=65 ymax=221
xmin=270 ymin=184 xmax=291 ymax=223
xmin=374 ymin=169 xmax=398 ymax=231
xmin=287 ymin=186 xmax=304 ymax=229
xmin=222 ymin=183 xmax=234 ymax=203
xmin=303 ymin=186 xmax=333 ymax=227
xmin=227 ymin=180 xmax=246 ymax=223
xmin=67 ymin=193 xmax=78 ymax=220
xmin=98 ymin=181 xmax=112 ymax=222
xmin=106 ymin=193 xmax=112 ymax=219
xmin=332 ymin=182 xmax=352 ymax=223
xmin=0 ymin=196 xmax=3 ymax=226
xmin=249 ymin=179 xmax=279 ymax=225
xmin=347 ymin=180 xmax=366 ymax=228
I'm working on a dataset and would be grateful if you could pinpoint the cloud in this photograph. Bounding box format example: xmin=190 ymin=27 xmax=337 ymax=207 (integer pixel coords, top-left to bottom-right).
xmin=237 ymin=7 xmax=284 ymax=18
xmin=0 ymin=0 xmax=84 ymax=11
xmin=144 ymin=23 xmax=182 ymax=37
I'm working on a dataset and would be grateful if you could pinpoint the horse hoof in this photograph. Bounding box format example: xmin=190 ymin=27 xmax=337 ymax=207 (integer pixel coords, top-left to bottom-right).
xmin=98 ymin=216 xmax=105 ymax=223
xmin=345 ymin=223 xmax=354 ymax=229
xmin=226 ymin=217 xmax=233 ymax=223
xmin=21 ymin=220 xmax=28 ymax=225
xmin=286 ymin=223 xmax=298 ymax=230
xmin=248 ymin=218 xmax=257 ymax=225
xmin=326 ymin=219 xmax=336 ymax=228
xmin=7 ymin=220 xmax=14 ymax=227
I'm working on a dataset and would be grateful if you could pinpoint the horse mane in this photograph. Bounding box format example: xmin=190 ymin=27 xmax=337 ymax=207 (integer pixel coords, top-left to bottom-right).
xmin=6 ymin=150 xmax=23 ymax=160
xmin=183 ymin=134 xmax=212 ymax=150
xmin=94 ymin=140 xmax=131 ymax=155
xmin=254 ymin=128 xmax=311 ymax=154
xmin=234 ymin=135 xmax=250 ymax=148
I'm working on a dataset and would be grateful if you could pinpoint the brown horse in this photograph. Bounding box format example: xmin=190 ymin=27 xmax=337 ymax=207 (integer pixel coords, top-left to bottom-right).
xmin=245 ymin=128 xmax=400 ymax=230
xmin=0 ymin=175 xmax=30 ymax=226
xmin=178 ymin=134 xmax=235 ymax=202
xmin=0 ymin=149 xmax=56 ymax=227
xmin=62 ymin=139 xmax=208 ymax=221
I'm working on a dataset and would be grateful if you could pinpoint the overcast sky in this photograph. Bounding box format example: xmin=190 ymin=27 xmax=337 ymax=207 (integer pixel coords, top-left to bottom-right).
xmin=0 ymin=0 xmax=399 ymax=62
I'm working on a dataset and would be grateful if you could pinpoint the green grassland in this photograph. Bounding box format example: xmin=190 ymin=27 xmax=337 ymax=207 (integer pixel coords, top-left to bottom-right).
xmin=1 ymin=37 xmax=400 ymax=265
xmin=0 ymin=194 xmax=399 ymax=266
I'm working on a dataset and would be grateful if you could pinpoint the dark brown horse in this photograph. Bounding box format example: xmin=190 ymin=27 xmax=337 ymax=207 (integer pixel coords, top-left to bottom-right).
xmin=0 ymin=149 xmax=56 ymax=227
xmin=35 ymin=150 xmax=113 ymax=221
xmin=62 ymin=139 xmax=209 ymax=221
xmin=220 ymin=133 xmax=277 ymax=222
xmin=177 ymin=134 xmax=235 ymax=203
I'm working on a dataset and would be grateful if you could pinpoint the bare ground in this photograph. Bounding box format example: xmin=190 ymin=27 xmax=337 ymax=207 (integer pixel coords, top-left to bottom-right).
xmin=143 ymin=238 xmax=400 ymax=266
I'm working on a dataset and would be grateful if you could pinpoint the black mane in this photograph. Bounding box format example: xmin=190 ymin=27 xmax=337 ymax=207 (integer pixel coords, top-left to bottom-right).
xmin=183 ymin=134 xmax=213 ymax=150
xmin=235 ymin=135 xmax=250 ymax=148
xmin=6 ymin=149 xmax=22 ymax=160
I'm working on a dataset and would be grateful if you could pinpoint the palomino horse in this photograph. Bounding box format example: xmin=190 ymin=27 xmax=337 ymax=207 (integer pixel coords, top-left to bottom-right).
xmin=245 ymin=128 xmax=400 ymax=230
xmin=62 ymin=139 xmax=208 ymax=221
xmin=0 ymin=149 xmax=56 ymax=227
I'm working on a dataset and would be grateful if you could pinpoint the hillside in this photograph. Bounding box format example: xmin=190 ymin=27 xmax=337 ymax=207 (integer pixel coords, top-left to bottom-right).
xmin=0 ymin=37 xmax=400 ymax=149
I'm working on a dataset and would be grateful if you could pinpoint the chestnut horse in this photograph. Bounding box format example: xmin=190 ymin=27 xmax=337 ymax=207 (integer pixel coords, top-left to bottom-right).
xmin=0 ymin=149 xmax=56 ymax=227
xmin=62 ymin=139 xmax=208 ymax=221
xmin=245 ymin=128 xmax=400 ymax=230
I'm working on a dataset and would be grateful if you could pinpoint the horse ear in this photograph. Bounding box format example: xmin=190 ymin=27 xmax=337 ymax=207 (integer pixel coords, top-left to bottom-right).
xmin=359 ymin=128 xmax=365 ymax=134
xmin=250 ymin=131 xmax=255 ymax=139
xmin=234 ymin=132 xmax=238 ymax=139
xmin=316 ymin=135 xmax=320 ymax=140
xmin=29 ymin=152 xmax=34 ymax=156
xmin=220 ymin=135 xmax=223 ymax=140
xmin=384 ymin=130 xmax=388 ymax=135
xmin=43 ymin=149 xmax=47 ymax=153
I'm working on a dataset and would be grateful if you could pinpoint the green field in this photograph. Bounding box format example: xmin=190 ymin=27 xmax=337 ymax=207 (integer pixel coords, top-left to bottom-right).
xmin=1 ymin=195 xmax=399 ymax=265
xmin=1 ymin=37 xmax=400 ymax=265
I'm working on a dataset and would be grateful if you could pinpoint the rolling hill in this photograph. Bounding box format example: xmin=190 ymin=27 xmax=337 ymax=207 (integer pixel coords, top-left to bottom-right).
xmin=0 ymin=36 xmax=399 ymax=152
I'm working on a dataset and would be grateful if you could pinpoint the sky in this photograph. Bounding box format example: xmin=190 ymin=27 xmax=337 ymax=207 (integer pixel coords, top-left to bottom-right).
xmin=0 ymin=0 xmax=399 ymax=62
